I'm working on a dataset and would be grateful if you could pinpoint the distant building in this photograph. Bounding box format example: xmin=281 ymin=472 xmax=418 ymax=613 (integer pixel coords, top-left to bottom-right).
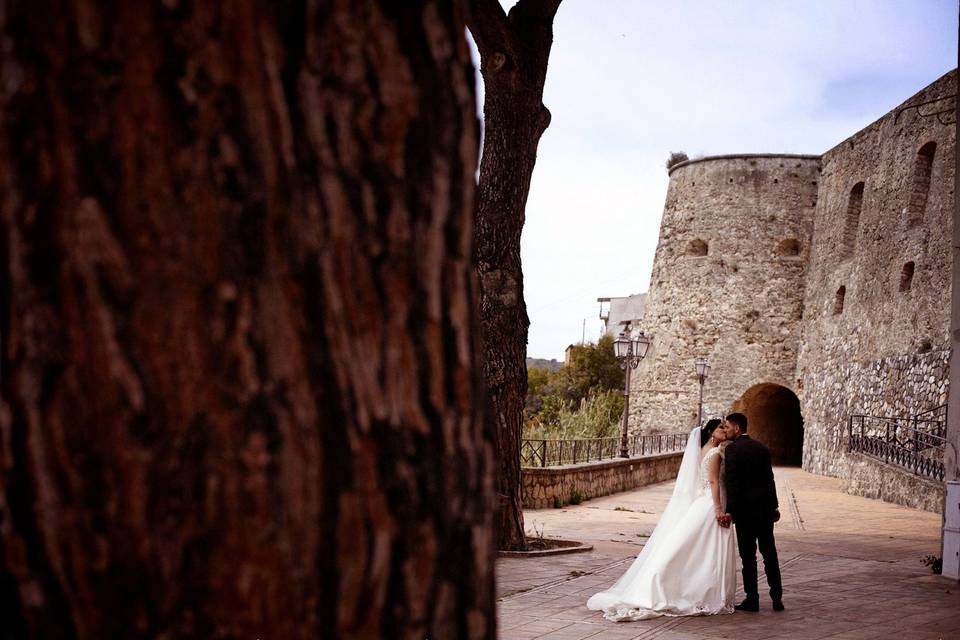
xmin=598 ymin=293 xmax=647 ymax=337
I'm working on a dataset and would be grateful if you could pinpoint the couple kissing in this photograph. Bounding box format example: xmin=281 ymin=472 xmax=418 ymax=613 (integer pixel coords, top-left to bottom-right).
xmin=586 ymin=413 xmax=783 ymax=622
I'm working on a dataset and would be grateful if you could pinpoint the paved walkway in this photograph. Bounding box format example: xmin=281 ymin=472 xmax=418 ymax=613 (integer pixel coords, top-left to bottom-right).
xmin=496 ymin=467 xmax=960 ymax=639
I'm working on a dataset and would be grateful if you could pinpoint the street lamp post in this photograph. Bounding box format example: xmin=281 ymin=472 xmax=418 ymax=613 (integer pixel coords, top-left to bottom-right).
xmin=694 ymin=356 xmax=711 ymax=426
xmin=615 ymin=329 xmax=651 ymax=458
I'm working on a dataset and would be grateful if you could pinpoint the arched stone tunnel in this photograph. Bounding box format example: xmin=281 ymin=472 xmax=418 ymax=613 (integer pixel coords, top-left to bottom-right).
xmin=731 ymin=383 xmax=804 ymax=465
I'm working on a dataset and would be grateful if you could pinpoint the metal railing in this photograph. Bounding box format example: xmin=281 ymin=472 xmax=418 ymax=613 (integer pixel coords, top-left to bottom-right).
xmin=520 ymin=432 xmax=688 ymax=468
xmin=847 ymin=406 xmax=947 ymax=481
xmin=914 ymin=404 xmax=947 ymax=435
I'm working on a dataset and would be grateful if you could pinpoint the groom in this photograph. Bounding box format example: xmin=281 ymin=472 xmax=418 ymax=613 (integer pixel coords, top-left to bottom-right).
xmin=721 ymin=412 xmax=784 ymax=613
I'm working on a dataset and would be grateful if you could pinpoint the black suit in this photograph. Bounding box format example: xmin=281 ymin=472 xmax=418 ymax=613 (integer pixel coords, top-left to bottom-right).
xmin=724 ymin=434 xmax=783 ymax=602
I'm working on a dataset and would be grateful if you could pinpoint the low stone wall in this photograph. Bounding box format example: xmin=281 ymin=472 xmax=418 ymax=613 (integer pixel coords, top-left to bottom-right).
xmin=841 ymin=452 xmax=945 ymax=513
xmin=521 ymin=452 xmax=683 ymax=509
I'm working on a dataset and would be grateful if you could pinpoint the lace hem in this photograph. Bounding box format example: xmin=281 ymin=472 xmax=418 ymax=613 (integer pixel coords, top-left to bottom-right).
xmin=602 ymin=602 xmax=734 ymax=623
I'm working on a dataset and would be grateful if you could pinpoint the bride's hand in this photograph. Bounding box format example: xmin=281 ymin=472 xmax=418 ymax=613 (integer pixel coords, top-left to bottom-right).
xmin=714 ymin=510 xmax=727 ymax=527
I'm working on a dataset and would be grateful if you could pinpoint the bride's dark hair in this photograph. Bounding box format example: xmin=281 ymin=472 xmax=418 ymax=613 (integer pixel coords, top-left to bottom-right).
xmin=700 ymin=418 xmax=722 ymax=447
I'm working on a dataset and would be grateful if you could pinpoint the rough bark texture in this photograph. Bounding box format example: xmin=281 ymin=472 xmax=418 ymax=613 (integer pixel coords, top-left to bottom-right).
xmin=465 ymin=0 xmax=561 ymax=550
xmin=0 ymin=2 xmax=493 ymax=638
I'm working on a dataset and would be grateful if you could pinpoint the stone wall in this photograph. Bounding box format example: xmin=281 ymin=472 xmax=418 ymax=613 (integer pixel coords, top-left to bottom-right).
xmin=521 ymin=452 xmax=683 ymax=509
xmin=842 ymin=452 xmax=945 ymax=513
xmin=626 ymin=70 xmax=956 ymax=510
xmin=801 ymin=350 xmax=949 ymax=476
xmin=631 ymin=154 xmax=819 ymax=434
xmin=796 ymin=70 xmax=955 ymax=477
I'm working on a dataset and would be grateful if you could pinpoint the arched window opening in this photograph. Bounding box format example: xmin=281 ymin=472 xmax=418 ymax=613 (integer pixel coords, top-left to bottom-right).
xmin=899 ymin=262 xmax=915 ymax=293
xmin=907 ymin=142 xmax=936 ymax=227
xmin=841 ymin=182 xmax=864 ymax=257
xmin=833 ymin=286 xmax=846 ymax=315
xmin=775 ymin=238 xmax=801 ymax=257
xmin=686 ymin=238 xmax=708 ymax=256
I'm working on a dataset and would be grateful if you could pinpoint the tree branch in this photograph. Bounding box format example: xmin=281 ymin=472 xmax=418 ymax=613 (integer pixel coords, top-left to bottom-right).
xmin=509 ymin=0 xmax=562 ymax=24
xmin=464 ymin=0 xmax=511 ymax=59
xmin=506 ymin=0 xmax=562 ymax=85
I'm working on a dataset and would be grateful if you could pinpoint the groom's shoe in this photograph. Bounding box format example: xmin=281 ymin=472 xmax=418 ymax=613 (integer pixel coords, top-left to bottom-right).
xmin=772 ymin=600 xmax=785 ymax=612
xmin=734 ymin=598 xmax=759 ymax=612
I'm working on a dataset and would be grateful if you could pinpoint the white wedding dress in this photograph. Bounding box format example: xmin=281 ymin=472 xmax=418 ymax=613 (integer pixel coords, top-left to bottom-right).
xmin=586 ymin=427 xmax=736 ymax=622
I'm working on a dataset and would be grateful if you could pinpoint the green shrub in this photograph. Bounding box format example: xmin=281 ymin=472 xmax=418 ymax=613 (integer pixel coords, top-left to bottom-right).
xmin=568 ymin=489 xmax=585 ymax=505
xmin=524 ymin=389 xmax=623 ymax=440
xmin=665 ymin=151 xmax=689 ymax=170
xmin=922 ymin=555 xmax=942 ymax=574
xmin=524 ymin=335 xmax=625 ymax=441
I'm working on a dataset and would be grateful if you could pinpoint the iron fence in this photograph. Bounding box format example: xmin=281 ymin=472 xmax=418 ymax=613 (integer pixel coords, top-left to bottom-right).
xmin=520 ymin=432 xmax=688 ymax=468
xmin=914 ymin=404 xmax=947 ymax=438
xmin=847 ymin=407 xmax=946 ymax=481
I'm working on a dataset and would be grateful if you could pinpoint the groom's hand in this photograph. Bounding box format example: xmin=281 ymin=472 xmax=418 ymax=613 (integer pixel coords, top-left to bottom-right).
xmin=772 ymin=509 xmax=781 ymax=523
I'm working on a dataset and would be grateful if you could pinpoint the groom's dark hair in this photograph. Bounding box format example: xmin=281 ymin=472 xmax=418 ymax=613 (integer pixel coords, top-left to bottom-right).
xmin=725 ymin=412 xmax=748 ymax=432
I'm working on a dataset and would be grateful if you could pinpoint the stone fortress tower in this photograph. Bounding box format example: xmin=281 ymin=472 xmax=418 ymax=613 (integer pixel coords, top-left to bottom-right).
xmin=633 ymin=154 xmax=820 ymax=464
xmin=630 ymin=70 xmax=956 ymax=508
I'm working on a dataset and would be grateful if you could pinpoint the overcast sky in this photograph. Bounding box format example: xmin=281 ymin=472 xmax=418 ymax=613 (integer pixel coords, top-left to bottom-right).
xmin=474 ymin=1 xmax=958 ymax=360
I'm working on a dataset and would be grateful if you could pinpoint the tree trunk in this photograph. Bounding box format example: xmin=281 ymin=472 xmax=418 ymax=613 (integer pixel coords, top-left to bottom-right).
xmin=0 ymin=2 xmax=493 ymax=638
xmin=466 ymin=0 xmax=561 ymax=550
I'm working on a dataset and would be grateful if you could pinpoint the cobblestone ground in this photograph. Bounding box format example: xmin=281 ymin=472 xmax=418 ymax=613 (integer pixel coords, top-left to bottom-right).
xmin=496 ymin=467 xmax=960 ymax=639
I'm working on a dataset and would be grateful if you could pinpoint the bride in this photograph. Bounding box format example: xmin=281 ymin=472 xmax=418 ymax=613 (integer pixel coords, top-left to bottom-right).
xmin=586 ymin=419 xmax=736 ymax=622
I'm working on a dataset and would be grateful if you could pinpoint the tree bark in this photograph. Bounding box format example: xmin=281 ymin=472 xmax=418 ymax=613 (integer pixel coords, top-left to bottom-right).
xmin=465 ymin=0 xmax=561 ymax=550
xmin=0 ymin=2 xmax=493 ymax=638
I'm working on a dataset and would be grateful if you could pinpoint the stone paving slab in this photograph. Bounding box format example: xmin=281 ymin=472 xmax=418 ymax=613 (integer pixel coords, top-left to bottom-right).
xmin=498 ymin=551 xmax=626 ymax=599
xmin=496 ymin=467 xmax=959 ymax=639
